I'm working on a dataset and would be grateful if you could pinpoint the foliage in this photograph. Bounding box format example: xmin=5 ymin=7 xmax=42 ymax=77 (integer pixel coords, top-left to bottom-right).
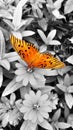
xmin=0 ymin=0 xmax=73 ymax=130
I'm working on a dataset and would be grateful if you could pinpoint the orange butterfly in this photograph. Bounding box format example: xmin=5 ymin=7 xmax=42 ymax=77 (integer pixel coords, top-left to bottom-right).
xmin=10 ymin=35 xmax=65 ymax=69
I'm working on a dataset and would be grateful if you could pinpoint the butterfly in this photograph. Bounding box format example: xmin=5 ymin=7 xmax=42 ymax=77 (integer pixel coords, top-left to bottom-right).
xmin=10 ymin=35 xmax=65 ymax=69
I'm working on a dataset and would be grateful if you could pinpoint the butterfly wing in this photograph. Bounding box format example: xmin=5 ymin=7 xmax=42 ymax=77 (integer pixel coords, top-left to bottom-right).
xmin=10 ymin=35 xmax=39 ymax=67
xmin=30 ymin=53 xmax=65 ymax=69
xmin=10 ymin=35 xmax=65 ymax=69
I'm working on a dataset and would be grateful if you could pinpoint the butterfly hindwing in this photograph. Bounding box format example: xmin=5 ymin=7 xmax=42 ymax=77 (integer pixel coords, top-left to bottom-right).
xmin=30 ymin=53 xmax=65 ymax=69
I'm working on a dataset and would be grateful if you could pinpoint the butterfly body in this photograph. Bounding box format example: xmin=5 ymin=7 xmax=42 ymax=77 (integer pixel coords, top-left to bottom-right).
xmin=10 ymin=35 xmax=65 ymax=69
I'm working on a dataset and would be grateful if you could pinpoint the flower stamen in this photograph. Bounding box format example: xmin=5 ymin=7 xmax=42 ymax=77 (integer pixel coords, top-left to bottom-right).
xmin=33 ymin=104 xmax=40 ymax=111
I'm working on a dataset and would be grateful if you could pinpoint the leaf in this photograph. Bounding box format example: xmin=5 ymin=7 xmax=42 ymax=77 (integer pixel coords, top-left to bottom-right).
xmin=16 ymin=0 xmax=28 ymax=7
xmin=0 ymin=27 xmax=9 ymax=41
xmin=3 ymin=69 xmax=14 ymax=79
xmin=1 ymin=59 xmax=10 ymax=71
xmin=37 ymin=7 xmax=43 ymax=18
xmin=7 ymin=0 xmax=14 ymax=4
xmin=64 ymin=74 xmax=71 ymax=87
xmin=39 ymin=120 xmax=53 ymax=130
xmin=2 ymin=78 xmax=22 ymax=96
xmin=64 ymin=104 xmax=70 ymax=119
xmin=20 ymin=121 xmax=37 ymax=130
xmin=52 ymin=9 xmax=65 ymax=19
xmin=13 ymin=5 xmax=22 ymax=28
xmin=64 ymin=0 xmax=73 ymax=14
xmin=67 ymin=85 xmax=73 ymax=93
xmin=0 ymin=67 xmax=3 ymax=88
xmin=68 ymin=37 xmax=73 ymax=44
xmin=58 ymin=66 xmax=72 ymax=76
xmin=66 ymin=55 xmax=73 ymax=64
xmin=37 ymin=29 xmax=47 ymax=43
xmin=41 ymin=69 xmax=58 ymax=76
xmin=57 ymin=122 xmax=71 ymax=129
xmin=24 ymin=18 xmax=34 ymax=28
xmin=54 ymin=0 xmax=64 ymax=9
xmin=13 ymin=0 xmax=28 ymax=27
xmin=70 ymin=75 xmax=73 ymax=84
xmin=0 ymin=9 xmax=13 ymax=19
xmin=65 ymin=93 xmax=73 ymax=109
xmin=22 ymin=31 xmax=35 ymax=37
xmin=20 ymin=86 xmax=31 ymax=99
xmin=46 ymin=0 xmax=54 ymax=9
xmin=67 ymin=114 xmax=73 ymax=127
xmin=14 ymin=19 xmax=29 ymax=31
xmin=38 ymin=18 xmax=47 ymax=31
xmin=57 ymin=84 xmax=67 ymax=92
xmin=41 ymin=85 xmax=54 ymax=95
xmin=57 ymin=76 xmax=64 ymax=84
xmin=0 ymin=30 xmax=5 ymax=58
xmin=52 ymin=109 xmax=61 ymax=121
xmin=3 ymin=19 xmax=14 ymax=30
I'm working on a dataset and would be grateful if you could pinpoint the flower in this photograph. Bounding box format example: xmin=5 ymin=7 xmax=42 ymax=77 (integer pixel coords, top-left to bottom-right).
xmin=37 ymin=29 xmax=61 ymax=50
xmin=0 ymin=93 xmax=22 ymax=127
xmin=46 ymin=0 xmax=65 ymax=19
xmin=20 ymin=90 xmax=53 ymax=123
xmin=15 ymin=59 xmax=46 ymax=89
xmin=0 ymin=0 xmax=14 ymax=19
xmin=57 ymin=74 xmax=73 ymax=109
xmin=30 ymin=0 xmax=46 ymax=18
xmin=3 ymin=0 xmax=33 ymax=38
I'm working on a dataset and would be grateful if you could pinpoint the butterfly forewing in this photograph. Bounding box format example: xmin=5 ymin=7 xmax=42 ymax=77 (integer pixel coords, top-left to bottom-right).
xmin=10 ymin=35 xmax=39 ymax=66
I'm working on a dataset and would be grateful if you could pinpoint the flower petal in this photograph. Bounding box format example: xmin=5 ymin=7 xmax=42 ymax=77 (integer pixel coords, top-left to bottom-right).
xmin=39 ymin=111 xmax=49 ymax=119
xmin=37 ymin=112 xmax=44 ymax=123
xmin=15 ymin=68 xmax=26 ymax=75
xmin=65 ymin=94 xmax=73 ymax=109
xmin=37 ymin=29 xmax=47 ymax=43
xmin=39 ymin=119 xmax=53 ymax=130
xmin=22 ymin=31 xmax=35 ymax=37
xmin=5 ymin=52 xmax=20 ymax=62
xmin=47 ymin=29 xmax=56 ymax=42
xmin=49 ymin=40 xmax=61 ymax=45
xmin=2 ymin=113 xmax=9 ymax=127
xmin=23 ymin=77 xmax=29 ymax=86
xmin=1 ymin=59 xmax=10 ymax=70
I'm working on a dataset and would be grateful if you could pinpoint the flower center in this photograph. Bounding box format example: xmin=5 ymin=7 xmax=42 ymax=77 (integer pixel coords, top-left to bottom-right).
xmin=27 ymin=67 xmax=34 ymax=73
xmin=33 ymin=104 xmax=40 ymax=111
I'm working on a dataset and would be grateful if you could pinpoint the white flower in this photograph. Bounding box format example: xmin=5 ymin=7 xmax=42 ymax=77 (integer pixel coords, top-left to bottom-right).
xmin=20 ymin=90 xmax=52 ymax=123
xmin=0 ymin=93 xmax=22 ymax=127
xmin=37 ymin=29 xmax=61 ymax=49
xmin=46 ymin=0 xmax=65 ymax=19
xmin=15 ymin=60 xmax=46 ymax=89
xmin=57 ymin=74 xmax=73 ymax=109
